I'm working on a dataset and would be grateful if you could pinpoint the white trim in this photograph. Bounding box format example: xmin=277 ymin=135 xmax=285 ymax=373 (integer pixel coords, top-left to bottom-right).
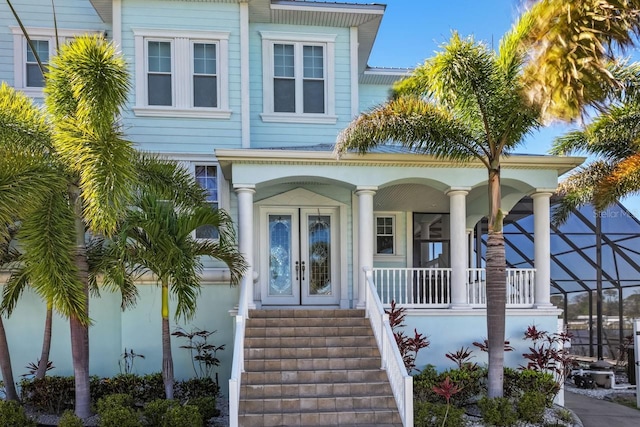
xmin=350 ymin=26 xmax=359 ymax=118
xmin=112 ymin=0 xmax=122 ymax=48
xmin=260 ymin=31 xmax=337 ymax=121
xmin=259 ymin=113 xmax=337 ymax=124
xmin=132 ymin=28 xmax=231 ymax=118
xmin=270 ymin=3 xmax=384 ymax=15
xmin=240 ymin=2 xmax=250 ymax=148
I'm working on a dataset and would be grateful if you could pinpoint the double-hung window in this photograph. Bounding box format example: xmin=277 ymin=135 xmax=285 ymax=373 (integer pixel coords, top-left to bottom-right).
xmin=11 ymin=27 xmax=91 ymax=97
xmin=375 ymin=215 xmax=395 ymax=255
xmin=194 ymin=164 xmax=219 ymax=240
xmin=261 ymin=32 xmax=336 ymax=124
xmin=133 ymin=29 xmax=230 ymax=118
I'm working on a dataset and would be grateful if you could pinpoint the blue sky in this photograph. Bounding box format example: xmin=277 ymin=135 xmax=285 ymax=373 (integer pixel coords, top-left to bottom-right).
xmin=350 ymin=0 xmax=640 ymax=214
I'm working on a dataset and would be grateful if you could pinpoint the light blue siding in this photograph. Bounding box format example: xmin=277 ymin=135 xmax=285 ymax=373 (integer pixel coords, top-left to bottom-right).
xmin=249 ymin=23 xmax=353 ymax=148
xmin=359 ymin=83 xmax=392 ymax=112
xmin=120 ymin=0 xmax=242 ymax=154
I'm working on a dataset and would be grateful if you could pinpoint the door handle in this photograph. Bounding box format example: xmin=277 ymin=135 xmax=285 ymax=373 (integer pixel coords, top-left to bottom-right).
xmin=295 ymin=261 xmax=299 ymax=280
xmin=301 ymin=261 xmax=306 ymax=280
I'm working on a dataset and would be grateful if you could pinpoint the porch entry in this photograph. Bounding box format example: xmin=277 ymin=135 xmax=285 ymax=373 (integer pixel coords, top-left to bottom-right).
xmin=261 ymin=207 xmax=340 ymax=306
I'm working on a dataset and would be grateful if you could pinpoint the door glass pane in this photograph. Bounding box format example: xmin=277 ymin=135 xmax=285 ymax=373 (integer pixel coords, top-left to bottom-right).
xmin=269 ymin=215 xmax=293 ymax=296
xmin=308 ymin=215 xmax=331 ymax=295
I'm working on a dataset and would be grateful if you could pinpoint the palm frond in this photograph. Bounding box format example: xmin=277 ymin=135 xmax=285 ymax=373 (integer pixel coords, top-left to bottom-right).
xmin=1 ymin=268 xmax=29 ymax=317
xmin=595 ymin=152 xmax=640 ymax=210
xmin=335 ymin=96 xmax=482 ymax=163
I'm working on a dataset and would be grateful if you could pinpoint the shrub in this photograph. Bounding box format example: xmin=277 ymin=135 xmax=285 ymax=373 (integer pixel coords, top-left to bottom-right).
xmin=162 ymin=404 xmax=202 ymax=427
xmin=58 ymin=410 xmax=84 ymax=427
xmin=96 ymin=394 xmax=141 ymax=427
xmin=413 ymin=365 xmax=485 ymax=406
xmin=142 ymin=399 xmax=179 ymax=427
xmin=174 ymin=377 xmax=218 ymax=401
xmin=20 ymin=376 xmax=75 ymax=414
xmin=0 ymin=400 xmax=36 ymax=426
xmin=92 ymin=373 xmax=165 ymax=405
xmin=477 ymin=396 xmax=518 ymax=427
xmin=414 ymin=401 xmax=465 ymax=427
xmin=186 ymin=396 xmax=219 ymax=421
xmin=517 ymin=390 xmax=546 ymax=424
xmin=504 ymin=368 xmax=558 ymax=406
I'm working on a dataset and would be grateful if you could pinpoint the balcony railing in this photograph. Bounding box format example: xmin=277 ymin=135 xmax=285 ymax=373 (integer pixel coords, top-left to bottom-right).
xmin=373 ymin=267 xmax=536 ymax=308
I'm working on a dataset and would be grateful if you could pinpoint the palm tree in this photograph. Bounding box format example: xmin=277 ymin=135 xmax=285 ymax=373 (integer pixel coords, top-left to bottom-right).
xmin=0 ymin=226 xmax=20 ymax=401
xmin=550 ymin=83 xmax=640 ymax=223
xmin=114 ymin=164 xmax=246 ymax=399
xmin=523 ymin=0 xmax=640 ymax=120
xmin=0 ymin=36 xmax=134 ymax=418
xmin=335 ymin=19 xmax=540 ymax=397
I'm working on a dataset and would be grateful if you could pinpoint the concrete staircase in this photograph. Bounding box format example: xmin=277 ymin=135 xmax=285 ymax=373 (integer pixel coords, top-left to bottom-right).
xmin=239 ymin=309 xmax=403 ymax=426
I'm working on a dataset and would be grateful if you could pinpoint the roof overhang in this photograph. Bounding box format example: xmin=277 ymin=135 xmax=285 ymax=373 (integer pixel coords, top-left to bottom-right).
xmin=215 ymin=147 xmax=585 ymax=179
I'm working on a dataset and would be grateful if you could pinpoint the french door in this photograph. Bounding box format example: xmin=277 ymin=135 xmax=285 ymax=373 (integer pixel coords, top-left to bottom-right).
xmin=261 ymin=207 xmax=339 ymax=305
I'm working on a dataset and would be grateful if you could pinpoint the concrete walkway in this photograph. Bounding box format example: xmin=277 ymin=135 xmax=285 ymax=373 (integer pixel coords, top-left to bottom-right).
xmin=564 ymin=390 xmax=640 ymax=427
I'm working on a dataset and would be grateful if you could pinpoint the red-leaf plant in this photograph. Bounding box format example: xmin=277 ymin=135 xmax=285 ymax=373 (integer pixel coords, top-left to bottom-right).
xmin=432 ymin=375 xmax=463 ymax=427
xmin=521 ymin=325 xmax=575 ymax=387
xmin=386 ymin=300 xmax=430 ymax=373
xmin=445 ymin=346 xmax=479 ymax=371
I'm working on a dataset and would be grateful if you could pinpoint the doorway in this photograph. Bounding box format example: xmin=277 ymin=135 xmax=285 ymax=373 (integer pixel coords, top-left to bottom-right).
xmin=260 ymin=207 xmax=340 ymax=305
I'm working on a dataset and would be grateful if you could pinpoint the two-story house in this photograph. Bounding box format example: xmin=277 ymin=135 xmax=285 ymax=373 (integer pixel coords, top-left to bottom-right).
xmin=1 ymin=1 xmax=583 ymax=425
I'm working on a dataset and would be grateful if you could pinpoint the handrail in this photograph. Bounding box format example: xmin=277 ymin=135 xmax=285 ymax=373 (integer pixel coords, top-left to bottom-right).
xmin=364 ymin=269 xmax=413 ymax=427
xmin=228 ymin=280 xmax=249 ymax=427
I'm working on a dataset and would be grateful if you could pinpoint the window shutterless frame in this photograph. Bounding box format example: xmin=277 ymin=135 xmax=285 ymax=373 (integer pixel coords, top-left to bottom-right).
xmin=260 ymin=31 xmax=337 ymax=124
xmin=132 ymin=28 xmax=230 ymax=118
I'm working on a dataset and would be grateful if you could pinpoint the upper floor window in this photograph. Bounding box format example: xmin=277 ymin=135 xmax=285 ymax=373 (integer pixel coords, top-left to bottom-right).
xmin=260 ymin=31 xmax=337 ymax=124
xmin=133 ymin=29 xmax=230 ymax=118
xmin=11 ymin=27 xmax=92 ymax=97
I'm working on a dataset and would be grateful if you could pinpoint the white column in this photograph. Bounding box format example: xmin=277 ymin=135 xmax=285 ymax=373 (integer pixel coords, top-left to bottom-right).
xmin=532 ymin=191 xmax=553 ymax=307
xmin=356 ymin=186 xmax=377 ymax=308
xmin=234 ymin=185 xmax=256 ymax=309
xmin=447 ymin=188 xmax=470 ymax=308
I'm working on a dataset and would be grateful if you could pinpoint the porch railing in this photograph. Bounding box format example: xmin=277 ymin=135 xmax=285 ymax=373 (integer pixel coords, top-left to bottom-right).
xmin=374 ymin=267 xmax=536 ymax=308
xmin=364 ymin=269 xmax=413 ymax=427
xmin=228 ymin=280 xmax=250 ymax=427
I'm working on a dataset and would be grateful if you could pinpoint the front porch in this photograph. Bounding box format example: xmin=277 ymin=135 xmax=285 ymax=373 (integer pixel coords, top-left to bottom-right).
xmin=373 ymin=267 xmax=537 ymax=308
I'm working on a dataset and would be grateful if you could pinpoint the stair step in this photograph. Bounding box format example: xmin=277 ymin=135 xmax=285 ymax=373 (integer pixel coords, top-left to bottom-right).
xmin=245 ymin=356 xmax=381 ymax=371
xmin=242 ymin=368 xmax=389 ymax=384
xmin=240 ymin=395 xmax=398 ymax=413
xmin=248 ymin=309 xmax=366 ymax=318
xmin=247 ymin=316 xmax=369 ymax=328
xmin=245 ymin=335 xmax=377 ymax=348
xmin=245 ymin=325 xmax=373 ymax=337
xmin=240 ymin=381 xmax=394 ymax=399
xmin=238 ymin=410 xmax=402 ymax=427
xmin=245 ymin=345 xmax=379 ymax=359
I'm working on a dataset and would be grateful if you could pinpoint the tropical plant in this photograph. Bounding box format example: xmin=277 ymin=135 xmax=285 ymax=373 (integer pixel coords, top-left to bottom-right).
xmin=385 ymin=300 xmax=430 ymax=373
xmin=114 ymin=182 xmax=247 ymax=399
xmin=550 ymin=81 xmax=640 ymax=223
xmin=0 ymin=34 xmax=135 ymax=418
xmin=523 ymin=0 xmax=640 ymax=120
xmin=336 ymin=17 xmax=540 ymax=397
xmin=172 ymin=327 xmax=224 ymax=380
xmin=0 ymin=227 xmax=20 ymax=400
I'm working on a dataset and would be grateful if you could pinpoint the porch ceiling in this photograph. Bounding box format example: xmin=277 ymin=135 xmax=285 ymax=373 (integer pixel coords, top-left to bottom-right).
xmin=374 ymin=184 xmax=448 ymax=212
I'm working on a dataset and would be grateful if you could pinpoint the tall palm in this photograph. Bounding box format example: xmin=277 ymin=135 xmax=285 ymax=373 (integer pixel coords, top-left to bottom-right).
xmin=0 ymin=226 xmax=20 ymax=400
xmin=115 ymin=166 xmax=246 ymax=399
xmin=336 ymin=19 xmax=540 ymax=397
xmin=523 ymin=0 xmax=640 ymax=120
xmin=0 ymin=36 xmax=134 ymax=417
xmin=551 ymin=83 xmax=640 ymax=223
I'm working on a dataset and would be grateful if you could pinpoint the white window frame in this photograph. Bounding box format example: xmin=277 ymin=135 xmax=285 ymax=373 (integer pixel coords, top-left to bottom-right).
xmin=260 ymin=31 xmax=337 ymax=124
xmin=133 ymin=28 xmax=230 ymax=119
xmin=11 ymin=27 xmax=97 ymax=97
xmin=191 ymin=162 xmax=225 ymax=240
xmin=375 ymin=214 xmax=397 ymax=256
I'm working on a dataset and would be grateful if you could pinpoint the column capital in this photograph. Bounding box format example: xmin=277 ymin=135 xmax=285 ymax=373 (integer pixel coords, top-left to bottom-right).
xmin=233 ymin=184 xmax=256 ymax=194
xmin=355 ymin=186 xmax=378 ymax=195
xmin=530 ymin=189 xmax=555 ymax=199
xmin=445 ymin=187 xmax=471 ymax=197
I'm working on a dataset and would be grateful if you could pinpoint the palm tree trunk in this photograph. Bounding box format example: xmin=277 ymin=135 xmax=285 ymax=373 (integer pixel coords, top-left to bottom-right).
xmin=161 ymin=281 xmax=174 ymax=399
xmin=486 ymin=165 xmax=506 ymax=399
xmin=35 ymin=303 xmax=53 ymax=379
xmin=0 ymin=316 xmax=18 ymax=401
xmin=70 ymin=188 xmax=91 ymax=419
